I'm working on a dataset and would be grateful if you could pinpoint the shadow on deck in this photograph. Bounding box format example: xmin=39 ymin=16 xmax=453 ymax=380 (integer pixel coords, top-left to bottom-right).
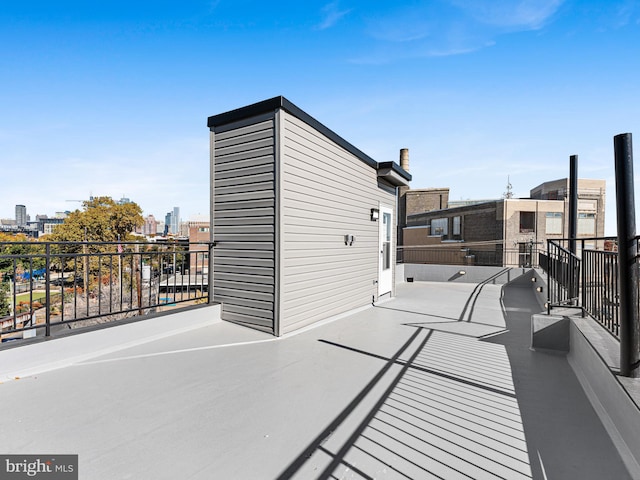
xmin=0 ymin=279 xmax=634 ymax=479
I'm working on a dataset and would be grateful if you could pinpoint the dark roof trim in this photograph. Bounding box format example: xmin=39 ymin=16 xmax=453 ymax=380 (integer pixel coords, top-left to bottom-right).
xmin=377 ymin=162 xmax=411 ymax=186
xmin=207 ymin=96 xmax=412 ymax=183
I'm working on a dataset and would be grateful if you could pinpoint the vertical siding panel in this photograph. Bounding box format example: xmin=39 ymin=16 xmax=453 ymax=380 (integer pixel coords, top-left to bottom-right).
xmin=212 ymin=115 xmax=276 ymax=333
xmin=279 ymin=112 xmax=396 ymax=334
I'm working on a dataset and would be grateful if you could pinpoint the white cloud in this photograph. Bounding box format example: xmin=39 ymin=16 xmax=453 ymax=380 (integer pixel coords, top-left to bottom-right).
xmin=351 ymin=1 xmax=564 ymax=62
xmin=316 ymin=1 xmax=352 ymax=30
xmin=448 ymin=0 xmax=564 ymax=30
xmin=615 ymin=0 xmax=640 ymax=27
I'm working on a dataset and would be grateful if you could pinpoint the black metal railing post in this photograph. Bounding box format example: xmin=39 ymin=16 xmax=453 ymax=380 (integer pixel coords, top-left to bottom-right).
xmin=568 ymin=155 xmax=578 ymax=304
xmin=546 ymin=239 xmax=551 ymax=314
xmin=614 ymin=133 xmax=640 ymax=378
xmin=208 ymin=242 xmax=215 ymax=305
xmin=45 ymin=243 xmax=51 ymax=337
xmin=569 ymin=155 xmax=578 ymax=254
xmin=581 ymin=238 xmax=586 ymax=317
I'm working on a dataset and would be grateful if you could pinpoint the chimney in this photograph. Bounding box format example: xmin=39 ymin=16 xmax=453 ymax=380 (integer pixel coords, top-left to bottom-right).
xmin=400 ymin=148 xmax=409 ymax=172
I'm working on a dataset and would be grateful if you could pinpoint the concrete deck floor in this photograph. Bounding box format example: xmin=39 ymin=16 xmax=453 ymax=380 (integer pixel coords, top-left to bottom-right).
xmin=0 ymin=281 xmax=632 ymax=480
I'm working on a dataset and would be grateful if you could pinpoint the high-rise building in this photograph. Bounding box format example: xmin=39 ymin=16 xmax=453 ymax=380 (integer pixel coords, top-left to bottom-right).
xmin=143 ymin=214 xmax=159 ymax=235
xmin=171 ymin=207 xmax=180 ymax=235
xmin=164 ymin=207 xmax=181 ymax=235
xmin=15 ymin=205 xmax=27 ymax=227
xmin=164 ymin=212 xmax=172 ymax=235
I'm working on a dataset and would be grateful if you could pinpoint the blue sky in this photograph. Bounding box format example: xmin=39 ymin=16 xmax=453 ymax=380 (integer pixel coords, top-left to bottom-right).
xmin=1 ymin=1 xmax=639 ymax=234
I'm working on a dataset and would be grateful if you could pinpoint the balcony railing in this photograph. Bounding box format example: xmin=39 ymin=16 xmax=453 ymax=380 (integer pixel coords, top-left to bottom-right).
xmin=543 ymin=237 xmax=625 ymax=339
xmin=0 ymin=240 xmax=215 ymax=343
xmin=397 ymin=241 xmax=543 ymax=267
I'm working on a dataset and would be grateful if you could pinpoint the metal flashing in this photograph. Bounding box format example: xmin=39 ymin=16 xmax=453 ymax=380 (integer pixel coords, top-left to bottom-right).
xmin=207 ymin=96 xmax=412 ymax=182
xmin=377 ymin=161 xmax=412 ymax=186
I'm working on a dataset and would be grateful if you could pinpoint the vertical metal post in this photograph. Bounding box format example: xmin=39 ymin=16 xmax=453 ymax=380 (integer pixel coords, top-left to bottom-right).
xmin=45 ymin=243 xmax=51 ymax=337
xmin=569 ymin=155 xmax=578 ymax=254
xmin=208 ymin=242 xmax=214 ymax=305
xmin=614 ymin=133 xmax=640 ymax=378
xmin=135 ymin=244 xmax=143 ymax=316
xmin=581 ymin=239 xmax=586 ymax=317
xmin=546 ymin=239 xmax=551 ymax=314
xmin=568 ymin=155 xmax=579 ymax=305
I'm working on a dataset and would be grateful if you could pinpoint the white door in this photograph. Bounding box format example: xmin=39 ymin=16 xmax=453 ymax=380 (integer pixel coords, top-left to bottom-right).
xmin=378 ymin=206 xmax=393 ymax=296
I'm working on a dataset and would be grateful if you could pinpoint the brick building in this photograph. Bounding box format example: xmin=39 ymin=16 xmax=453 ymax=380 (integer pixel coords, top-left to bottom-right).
xmin=402 ymin=178 xmax=606 ymax=267
xmin=187 ymin=216 xmax=210 ymax=274
xmin=396 ymin=148 xmax=449 ymax=245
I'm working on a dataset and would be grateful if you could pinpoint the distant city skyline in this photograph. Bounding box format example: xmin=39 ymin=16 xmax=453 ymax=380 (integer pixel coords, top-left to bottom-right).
xmin=1 ymin=199 xmax=203 ymax=225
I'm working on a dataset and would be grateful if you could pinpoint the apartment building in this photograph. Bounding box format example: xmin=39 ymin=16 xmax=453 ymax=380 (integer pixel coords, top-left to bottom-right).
xmin=403 ymin=178 xmax=606 ymax=267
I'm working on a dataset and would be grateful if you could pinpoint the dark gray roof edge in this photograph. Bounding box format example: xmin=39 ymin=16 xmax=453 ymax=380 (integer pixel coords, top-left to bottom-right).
xmin=207 ymin=96 xmax=285 ymax=129
xmin=207 ymin=96 xmax=411 ymax=181
xmin=377 ymin=162 xmax=412 ymax=181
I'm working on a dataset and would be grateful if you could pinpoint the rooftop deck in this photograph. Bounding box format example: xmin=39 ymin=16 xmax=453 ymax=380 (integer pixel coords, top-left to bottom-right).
xmin=0 ymin=280 xmax=634 ymax=479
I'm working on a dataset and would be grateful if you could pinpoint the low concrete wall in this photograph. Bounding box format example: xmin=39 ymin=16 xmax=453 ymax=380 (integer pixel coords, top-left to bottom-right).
xmin=401 ymin=263 xmax=532 ymax=285
xmin=0 ymin=304 xmax=222 ymax=381
xmin=568 ymin=317 xmax=640 ymax=478
xmin=531 ymin=313 xmax=570 ymax=352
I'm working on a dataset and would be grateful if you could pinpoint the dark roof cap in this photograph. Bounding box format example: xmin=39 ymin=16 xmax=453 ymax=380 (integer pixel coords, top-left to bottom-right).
xmin=207 ymin=96 xmax=411 ymax=185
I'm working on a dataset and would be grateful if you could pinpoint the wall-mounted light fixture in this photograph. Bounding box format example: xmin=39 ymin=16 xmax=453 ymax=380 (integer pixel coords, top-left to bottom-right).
xmin=370 ymin=208 xmax=379 ymax=221
xmin=536 ymin=286 xmax=544 ymax=293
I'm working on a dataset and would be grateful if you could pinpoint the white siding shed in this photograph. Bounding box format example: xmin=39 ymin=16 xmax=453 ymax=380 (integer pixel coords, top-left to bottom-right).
xmin=208 ymin=97 xmax=411 ymax=335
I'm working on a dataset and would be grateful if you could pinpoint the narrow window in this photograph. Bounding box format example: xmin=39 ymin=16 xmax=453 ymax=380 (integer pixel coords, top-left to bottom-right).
xmin=431 ymin=218 xmax=448 ymax=236
xmin=578 ymin=213 xmax=596 ymax=235
xmin=519 ymin=212 xmax=535 ymax=233
xmin=452 ymin=216 xmax=461 ymax=236
xmin=545 ymin=212 xmax=562 ymax=234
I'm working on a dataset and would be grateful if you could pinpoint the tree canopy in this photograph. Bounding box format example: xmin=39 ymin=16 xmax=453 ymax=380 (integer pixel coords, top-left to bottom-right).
xmin=0 ymin=232 xmax=34 ymax=317
xmin=47 ymin=196 xmax=144 ymax=243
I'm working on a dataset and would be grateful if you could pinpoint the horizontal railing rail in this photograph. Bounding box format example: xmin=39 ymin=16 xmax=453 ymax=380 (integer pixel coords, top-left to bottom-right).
xmin=0 ymin=240 xmax=215 ymax=344
xmin=397 ymin=241 xmax=543 ymax=267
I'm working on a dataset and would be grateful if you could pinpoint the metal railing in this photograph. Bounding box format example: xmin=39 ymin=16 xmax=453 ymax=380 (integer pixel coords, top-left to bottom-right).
xmin=0 ymin=240 xmax=215 ymax=343
xmin=543 ymin=237 xmax=625 ymax=339
xmin=543 ymin=239 xmax=581 ymax=310
xmin=582 ymin=247 xmax=620 ymax=337
xmin=397 ymin=241 xmax=543 ymax=267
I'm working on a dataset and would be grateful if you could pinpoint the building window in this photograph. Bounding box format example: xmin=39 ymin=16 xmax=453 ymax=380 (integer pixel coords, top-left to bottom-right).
xmin=519 ymin=212 xmax=535 ymax=233
xmin=198 ymin=227 xmax=210 ymax=232
xmin=545 ymin=212 xmax=562 ymax=235
xmin=578 ymin=213 xmax=596 ymax=235
xmin=431 ymin=218 xmax=448 ymax=236
xmin=452 ymin=216 xmax=461 ymax=236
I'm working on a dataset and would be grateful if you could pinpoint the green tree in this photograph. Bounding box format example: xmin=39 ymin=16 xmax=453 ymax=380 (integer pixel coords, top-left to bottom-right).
xmin=43 ymin=197 xmax=144 ymax=287
xmin=47 ymin=196 xmax=144 ymax=243
xmin=0 ymin=233 xmax=27 ymax=318
xmin=0 ymin=232 xmax=45 ymax=277
xmin=0 ymin=277 xmax=9 ymax=317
